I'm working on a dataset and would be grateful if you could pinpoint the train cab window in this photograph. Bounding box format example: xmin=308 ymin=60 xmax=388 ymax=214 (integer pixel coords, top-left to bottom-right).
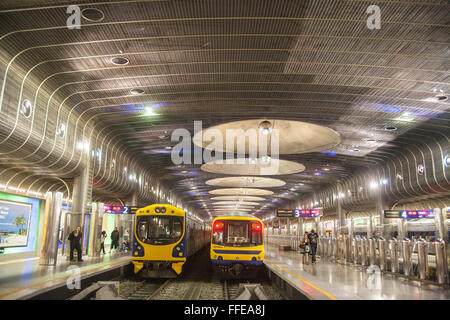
xmin=136 ymin=216 xmax=183 ymax=245
xmin=212 ymin=220 xmax=262 ymax=247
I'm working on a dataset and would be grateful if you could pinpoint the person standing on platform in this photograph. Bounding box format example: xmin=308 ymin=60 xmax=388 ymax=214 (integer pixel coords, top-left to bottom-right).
xmin=110 ymin=227 xmax=120 ymax=253
xmin=100 ymin=231 xmax=106 ymax=254
xmin=68 ymin=226 xmax=83 ymax=262
xmin=299 ymin=232 xmax=310 ymax=265
xmin=308 ymin=229 xmax=319 ymax=263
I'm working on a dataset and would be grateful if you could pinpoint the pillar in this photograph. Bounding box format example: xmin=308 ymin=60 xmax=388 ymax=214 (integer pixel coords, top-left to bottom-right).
xmin=375 ymin=185 xmax=386 ymax=238
xmin=67 ymin=160 xmax=93 ymax=259
xmin=40 ymin=192 xmax=63 ymax=265
xmin=88 ymin=203 xmax=104 ymax=257
xmin=337 ymin=183 xmax=345 ymax=236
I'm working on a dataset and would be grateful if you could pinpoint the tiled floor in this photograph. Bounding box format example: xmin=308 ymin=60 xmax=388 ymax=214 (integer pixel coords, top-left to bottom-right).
xmin=0 ymin=251 xmax=130 ymax=300
xmin=264 ymin=244 xmax=449 ymax=300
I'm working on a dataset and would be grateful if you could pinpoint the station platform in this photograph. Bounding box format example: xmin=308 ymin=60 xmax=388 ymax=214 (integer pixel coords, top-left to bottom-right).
xmin=264 ymin=244 xmax=450 ymax=300
xmin=0 ymin=252 xmax=131 ymax=300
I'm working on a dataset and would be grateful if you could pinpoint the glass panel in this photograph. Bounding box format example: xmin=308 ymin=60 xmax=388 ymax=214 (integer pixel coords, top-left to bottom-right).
xmin=136 ymin=216 xmax=183 ymax=245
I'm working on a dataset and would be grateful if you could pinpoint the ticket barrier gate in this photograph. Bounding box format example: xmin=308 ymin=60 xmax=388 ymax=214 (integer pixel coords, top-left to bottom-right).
xmin=416 ymin=238 xmax=428 ymax=281
xmin=434 ymin=240 xmax=448 ymax=285
xmin=402 ymin=239 xmax=414 ymax=277
xmin=360 ymin=237 xmax=368 ymax=266
xmin=352 ymin=237 xmax=359 ymax=264
xmin=368 ymin=238 xmax=377 ymax=266
xmin=378 ymin=238 xmax=387 ymax=271
xmin=389 ymin=239 xmax=399 ymax=273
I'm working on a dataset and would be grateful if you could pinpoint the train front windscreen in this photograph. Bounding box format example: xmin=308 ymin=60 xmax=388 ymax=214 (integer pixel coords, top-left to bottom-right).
xmin=137 ymin=216 xmax=183 ymax=245
xmin=212 ymin=220 xmax=262 ymax=247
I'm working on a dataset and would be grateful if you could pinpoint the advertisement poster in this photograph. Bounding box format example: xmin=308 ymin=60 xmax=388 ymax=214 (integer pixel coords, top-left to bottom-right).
xmin=0 ymin=200 xmax=33 ymax=248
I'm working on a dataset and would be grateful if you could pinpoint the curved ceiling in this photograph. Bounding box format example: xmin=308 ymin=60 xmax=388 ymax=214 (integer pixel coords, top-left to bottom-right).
xmin=0 ymin=0 xmax=448 ymax=219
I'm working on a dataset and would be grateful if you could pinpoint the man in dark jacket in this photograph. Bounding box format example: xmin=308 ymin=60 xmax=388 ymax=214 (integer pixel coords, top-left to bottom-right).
xmin=68 ymin=226 xmax=83 ymax=262
xmin=110 ymin=227 xmax=120 ymax=252
xmin=308 ymin=230 xmax=319 ymax=263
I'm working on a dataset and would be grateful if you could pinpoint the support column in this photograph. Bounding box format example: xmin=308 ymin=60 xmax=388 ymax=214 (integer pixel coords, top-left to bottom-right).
xmin=434 ymin=208 xmax=445 ymax=241
xmin=67 ymin=160 xmax=93 ymax=259
xmin=375 ymin=186 xmax=386 ymax=238
xmin=88 ymin=203 xmax=104 ymax=257
xmin=337 ymin=183 xmax=345 ymax=236
xmin=286 ymin=218 xmax=291 ymax=236
xmin=40 ymin=192 xmax=63 ymax=265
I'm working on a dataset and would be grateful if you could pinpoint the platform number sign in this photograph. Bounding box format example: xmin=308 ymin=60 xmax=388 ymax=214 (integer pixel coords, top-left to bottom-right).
xmin=401 ymin=211 xmax=408 ymax=219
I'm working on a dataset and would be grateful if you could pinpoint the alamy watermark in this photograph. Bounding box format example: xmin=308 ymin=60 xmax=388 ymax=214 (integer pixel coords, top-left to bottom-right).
xmin=66 ymin=265 xmax=81 ymax=290
xmin=170 ymin=120 xmax=280 ymax=173
xmin=367 ymin=5 xmax=381 ymax=29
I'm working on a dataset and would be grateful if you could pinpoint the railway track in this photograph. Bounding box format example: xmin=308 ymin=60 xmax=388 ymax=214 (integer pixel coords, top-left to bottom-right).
xmin=116 ymin=247 xmax=285 ymax=300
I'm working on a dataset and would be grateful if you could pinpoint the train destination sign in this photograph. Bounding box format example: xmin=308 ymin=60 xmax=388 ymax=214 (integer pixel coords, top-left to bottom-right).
xmin=383 ymin=209 xmax=434 ymax=219
xmin=276 ymin=209 xmax=321 ymax=218
xmin=104 ymin=205 xmax=138 ymax=214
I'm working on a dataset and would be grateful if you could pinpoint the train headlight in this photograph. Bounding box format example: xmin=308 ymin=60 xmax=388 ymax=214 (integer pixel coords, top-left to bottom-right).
xmin=161 ymin=207 xmax=166 ymax=213
xmin=155 ymin=207 xmax=161 ymax=213
xmin=176 ymin=247 xmax=180 ymax=251
xmin=137 ymin=246 xmax=142 ymax=250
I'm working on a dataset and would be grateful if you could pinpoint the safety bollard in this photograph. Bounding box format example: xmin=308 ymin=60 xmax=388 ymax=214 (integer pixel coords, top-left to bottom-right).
xmin=378 ymin=238 xmax=387 ymax=271
xmin=402 ymin=239 xmax=413 ymax=277
xmin=389 ymin=239 xmax=399 ymax=273
xmin=360 ymin=237 xmax=368 ymax=266
xmin=417 ymin=239 xmax=428 ymax=280
xmin=434 ymin=240 xmax=448 ymax=285
xmin=368 ymin=238 xmax=377 ymax=266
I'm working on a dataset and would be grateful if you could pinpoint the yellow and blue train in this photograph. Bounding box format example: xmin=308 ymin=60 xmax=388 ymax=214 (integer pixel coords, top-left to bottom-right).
xmin=131 ymin=204 xmax=210 ymax=278
xmin=210 ymin=213 xmax=264 ymax=278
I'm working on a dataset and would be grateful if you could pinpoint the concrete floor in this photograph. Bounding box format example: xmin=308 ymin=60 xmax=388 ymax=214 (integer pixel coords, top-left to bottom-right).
xmin=264 ymin=244 xmax=450 ymax=300
xmin=0 ymin=251 xmax=130 ymax=300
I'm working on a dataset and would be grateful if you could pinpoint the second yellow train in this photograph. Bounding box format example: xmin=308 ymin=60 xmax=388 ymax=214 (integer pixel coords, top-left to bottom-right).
xmin=210 ymin=213 xmax=264 ymax=278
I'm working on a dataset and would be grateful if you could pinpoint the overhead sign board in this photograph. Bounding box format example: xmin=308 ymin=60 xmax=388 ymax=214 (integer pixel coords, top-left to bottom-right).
xmin=276 ymin=209 xmax=321 ymax=218
xmin=383 ymin=209 xmax=434 ymax=219
xmin=104 ymin=205 xmax=138 ymax=214
xmin=294 ymin=209 xmax=321 ymax=218
xmin=276 ymin=209 xmax=294 ymax=217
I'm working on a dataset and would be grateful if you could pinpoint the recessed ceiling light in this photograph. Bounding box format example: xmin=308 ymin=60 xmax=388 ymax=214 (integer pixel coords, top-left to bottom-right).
xmin=20 ymin=99 xmax=32 ymax=118
xmin=130 ymin=88 xmax=145 ymax=95
xmin=56 ymin=123 xmax=66 ymax=138
xmin=258 ymin=120 xmax=273 ymax=135
xmin=165 ymin=146 xmax=172 ymax=150
xmin=81 ymin=8 xmax=105 ymax=22
xmin=111 ymin=57 xmax=129 ymax=65
xmin=350 ymin=149 xmax=360 ymax=152
xmin=384 ymin=126 xmax=397 ymax=132
xmin=445 ymin=155 xmax=450 ymax=168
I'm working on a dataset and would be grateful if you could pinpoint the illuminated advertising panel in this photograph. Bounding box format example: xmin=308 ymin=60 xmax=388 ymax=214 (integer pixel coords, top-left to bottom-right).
xmin=0 ymin=200 xmax=32 ymax=248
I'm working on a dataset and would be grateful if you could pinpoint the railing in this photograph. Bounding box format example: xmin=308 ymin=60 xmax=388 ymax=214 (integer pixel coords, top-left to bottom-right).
xmin=318 ymin=236 xmax=449 ymax=285
xmin=266 ymin=235 xmax=301 ymax=250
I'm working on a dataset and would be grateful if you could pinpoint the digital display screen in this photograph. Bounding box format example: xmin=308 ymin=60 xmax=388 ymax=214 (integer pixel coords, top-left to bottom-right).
xmin=383 ymin=209 xmax=434 ymax=219
xmin=0 ymin=200 xmax=32 ymax=248
xmin=104 ymin=205 xmax=138 ymax=214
